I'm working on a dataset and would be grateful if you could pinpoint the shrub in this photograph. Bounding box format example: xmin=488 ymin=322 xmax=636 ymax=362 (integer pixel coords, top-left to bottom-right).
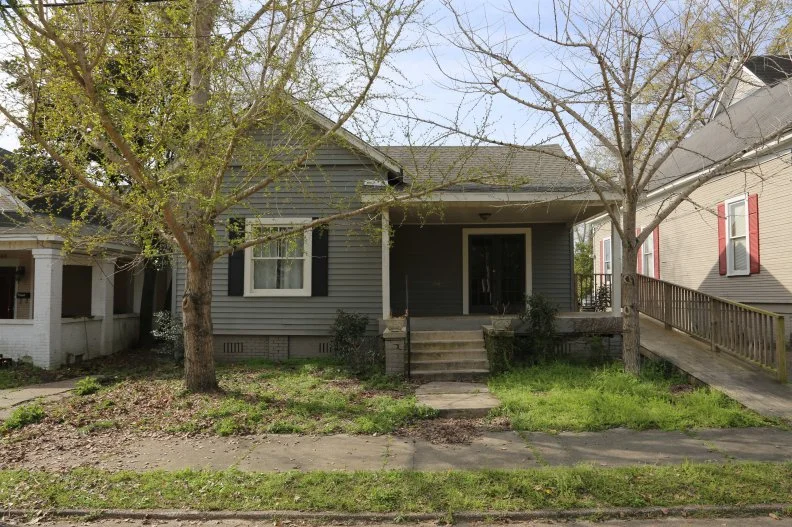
xmin=517 ymin=293 xmax=559 ymax=363
xmin=152 ymin=311 xmax=184 ymax=360
xmin=330 ymin=310 xmax=383 ymax=376
xmin=484 ymin=331 xmax=515 ymax=374
xmin=2 ymin=403 xmax=45 ymax=431
xmin=74 ymin=376 xmax=102 ymax=396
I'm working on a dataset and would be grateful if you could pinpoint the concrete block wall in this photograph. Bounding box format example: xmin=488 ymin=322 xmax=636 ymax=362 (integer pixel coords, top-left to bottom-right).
xmin=214 ymin=335 xmax=291 ymax=362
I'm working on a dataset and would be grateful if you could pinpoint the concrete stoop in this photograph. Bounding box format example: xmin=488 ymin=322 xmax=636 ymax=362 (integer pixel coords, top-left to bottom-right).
xmin=409 ymin=330 xmax=489 ymax=382
xmin=415 ymin=381 xmax=500 ymax=418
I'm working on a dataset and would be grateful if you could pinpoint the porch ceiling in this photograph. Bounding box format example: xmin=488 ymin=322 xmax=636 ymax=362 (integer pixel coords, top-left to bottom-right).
xmin=388 ymin=199 xmax=607 ymax=224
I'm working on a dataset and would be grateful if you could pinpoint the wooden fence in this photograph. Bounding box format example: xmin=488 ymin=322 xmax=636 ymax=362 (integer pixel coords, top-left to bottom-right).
xmin=637 ymin=275 xmax=787 ymax=382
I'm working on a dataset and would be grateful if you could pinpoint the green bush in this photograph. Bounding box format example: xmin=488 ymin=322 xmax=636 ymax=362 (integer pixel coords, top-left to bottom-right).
xmin=484 ymin=332 xmax=515 ymax=374
xmin=517 ymin=293 xmax=559 ymax=363
xmin=74 ymin=376 xmax=102 ymax=396
xmin=330 ymin=310 xmax=383 ymax=376
xmin=2 ymin=403 xmax=45 ymax=431
xmin=152 ymin=311 xmax=184 ymax=360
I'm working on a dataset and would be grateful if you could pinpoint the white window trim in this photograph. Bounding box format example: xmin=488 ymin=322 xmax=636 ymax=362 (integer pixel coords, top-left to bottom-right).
xmin=641 ymin=227 xmax=654 ymax=278
xmin=602 ymin=237 xmax=612 ymax=274
xmin=244 ymin=217 xmax=313 ymax=297
xmin=725 ymin=194 xmax=750 ymax=277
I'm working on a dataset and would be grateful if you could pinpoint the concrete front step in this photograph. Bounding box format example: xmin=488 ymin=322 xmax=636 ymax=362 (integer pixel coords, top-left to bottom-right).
xmin=415 ymin=381 xmax=501 ymax=417
xmin=411 ymin=359 xmax=489 ymax=372
xmin=411 ymin=339 xmax=485 ymax=351
xmin=410 ymin=369 xmax=490 ymax=382
xmin=411 ymin=349 xmax=487 ymax=361
xmin=410 ymin=330 xmax=483 ymax=342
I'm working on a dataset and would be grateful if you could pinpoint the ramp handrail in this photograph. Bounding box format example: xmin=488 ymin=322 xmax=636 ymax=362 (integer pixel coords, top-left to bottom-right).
xmin=637 ymin=275 xmax=787 ymax=382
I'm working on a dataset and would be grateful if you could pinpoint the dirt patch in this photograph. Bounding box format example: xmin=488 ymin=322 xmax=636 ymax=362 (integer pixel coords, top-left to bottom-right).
xmin=397 ymin=416 xmax=511 ymax=444
xmin=670 ymin=383 xmax=695 ymax=395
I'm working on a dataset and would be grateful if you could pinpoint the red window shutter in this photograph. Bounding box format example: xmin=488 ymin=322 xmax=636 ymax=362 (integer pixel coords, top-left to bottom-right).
xmin=748 ymin=194 xmax=760 ymax=274
xmin=653 ymin=226 xmax=660 ymax=279
xmin=599 ymin=239 xmax=604 ymax=273
xmin=636 ymin=228 xmax=642 ymax=275
xmin=717 ymin=203 xmax=727 ymax=275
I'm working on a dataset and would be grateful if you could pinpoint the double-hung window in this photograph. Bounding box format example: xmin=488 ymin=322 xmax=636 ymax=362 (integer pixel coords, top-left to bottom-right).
xmin=725 ymin=195 xmax=749 ymax=276
xmin=642 ymin=228 xmax=654 ymax=277
xmin=602 ymin=237 xmax=612 ymax=274
xmin=244 ymin=218 xmax=312 ymax=296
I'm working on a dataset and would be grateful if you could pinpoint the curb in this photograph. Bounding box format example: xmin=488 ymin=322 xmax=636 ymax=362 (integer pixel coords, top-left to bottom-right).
xmin=3 ymin=504 xmax=791 ymax=522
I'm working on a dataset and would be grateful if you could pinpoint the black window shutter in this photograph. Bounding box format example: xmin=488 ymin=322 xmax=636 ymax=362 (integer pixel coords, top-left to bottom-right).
xmin=312 ymin=221 xmax=329 ymax=296
xmin=227 ymin=217 xmax=245 ymax=296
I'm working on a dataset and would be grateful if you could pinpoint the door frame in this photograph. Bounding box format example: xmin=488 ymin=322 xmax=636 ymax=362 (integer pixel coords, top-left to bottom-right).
xmin=462 ymin=227 xmax=532 ymax=315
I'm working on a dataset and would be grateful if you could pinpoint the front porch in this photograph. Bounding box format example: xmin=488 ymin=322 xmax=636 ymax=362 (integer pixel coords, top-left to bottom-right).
xmin=0 ymin=243 xmax=145 ymax=368
xmin=377 ymin=197 xmax=623 ymax=379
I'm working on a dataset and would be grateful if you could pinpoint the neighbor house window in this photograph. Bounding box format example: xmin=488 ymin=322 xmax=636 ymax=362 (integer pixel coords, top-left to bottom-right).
xmin=726 ymin=195 xmax=749 ymax=276
xmin=244 ymin=218 xmax=312 ymax=297
xmin=642 ymin=228 xmax=654 ymax=277
xmin=602 ymin=237 xmax=612 ymax=274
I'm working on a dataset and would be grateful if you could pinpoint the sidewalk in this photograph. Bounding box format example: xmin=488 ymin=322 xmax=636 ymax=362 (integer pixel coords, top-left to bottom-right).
xmin=0 ymin=379 xmax=77 ymax=420
xmin=15 ymin=426 xmax=792 ymax=472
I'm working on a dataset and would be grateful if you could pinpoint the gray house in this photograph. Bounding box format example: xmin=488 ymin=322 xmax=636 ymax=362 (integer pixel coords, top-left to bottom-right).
xmin=172 ymin=120 xmax=609 ymax=378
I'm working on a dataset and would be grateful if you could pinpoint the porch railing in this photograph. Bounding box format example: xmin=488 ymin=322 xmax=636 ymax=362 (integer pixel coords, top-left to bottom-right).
xmin=574 ymin=273 xmax=613 ymax=311
xmin=636 ymin=274 xmax=787 ymax=382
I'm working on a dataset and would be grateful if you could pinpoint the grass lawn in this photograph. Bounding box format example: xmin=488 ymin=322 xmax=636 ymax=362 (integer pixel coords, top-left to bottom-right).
xmin=2 ymin=462 xmax=792 ymax=512
xmin=0 ymin=352 xmax=167 ymax=390
xmin=0 ymin=362 xmax=60 ymax=390
xmin=489 ymin=361 xmax=782 ymax=432
xmin=25 ymin=357 xmax=434 ymax=436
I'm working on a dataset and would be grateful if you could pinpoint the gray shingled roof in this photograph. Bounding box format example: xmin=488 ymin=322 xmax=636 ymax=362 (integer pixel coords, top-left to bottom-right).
xmin=650 ymin=77 xmax=792 ymax=191
xmin=744 ymin=55 xmax=792 ymax=86
xmin=382 ymin=144 xmax=589 ymax=192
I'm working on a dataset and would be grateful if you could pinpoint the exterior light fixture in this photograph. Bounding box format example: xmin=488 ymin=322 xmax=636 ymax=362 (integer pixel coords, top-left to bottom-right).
xmin=479 ymin=212 xmax=492 ymax=221
xmin=14 ymin=266 xmax=24 ymax=283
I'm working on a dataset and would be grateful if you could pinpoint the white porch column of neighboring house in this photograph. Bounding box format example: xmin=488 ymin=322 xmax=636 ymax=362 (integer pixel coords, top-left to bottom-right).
xmin=611 ymin=222 xmax=623 ymax=313
xmin=92 ymin=258 xmax=116 ymax=356
xmin=381 ymin=208 xmax=391 ymax=320
xmin=31 ymin=248 xmax=63 ymax=369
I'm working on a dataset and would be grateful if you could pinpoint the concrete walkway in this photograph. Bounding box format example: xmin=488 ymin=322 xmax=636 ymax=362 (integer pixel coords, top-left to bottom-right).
xmin=640 ymin=316 xmax=792 ymax=420
xmin=0 ymin=379 xmax=77 ymax=420
xmin=415 ymin=382 xmax=500 ymax=417
xmin=22 ymin=427 xmax=792 ymax=472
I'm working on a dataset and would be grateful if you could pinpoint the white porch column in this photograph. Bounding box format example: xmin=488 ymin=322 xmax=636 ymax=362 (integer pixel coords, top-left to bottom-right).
xmin=31 ymin=248 xmax=63 ymax=369
xmin=611 ymin=222 xmax=623 ymax=313
xmin=381 ymin=208 xmax=391 ymax=320
xmin=92 ymin=258 xmax=116 ymax=356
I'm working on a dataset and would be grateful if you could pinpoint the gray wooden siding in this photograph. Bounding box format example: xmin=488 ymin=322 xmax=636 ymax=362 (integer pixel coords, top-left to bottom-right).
xmin=532 ymin=223 xmax=574 ymax=311
xmin=390 ymin=225 xmax=463 ymax=316
xmin=390 ymin=223 xmax=574 ymax=315
xmin=175 ymin=148 xmax=386 ymax=336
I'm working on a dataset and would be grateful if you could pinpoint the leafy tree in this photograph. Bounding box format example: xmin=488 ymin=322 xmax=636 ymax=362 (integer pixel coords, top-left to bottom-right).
xmin=0 ymin=0 xmax=483 ymax=391
xmin=574 ymin=241 xmax=593 ymax=277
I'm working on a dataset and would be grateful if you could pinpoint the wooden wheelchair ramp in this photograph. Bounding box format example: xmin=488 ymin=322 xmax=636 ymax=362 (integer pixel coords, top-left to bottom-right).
xmin=640 ymin=315 xmax=792 ymax=420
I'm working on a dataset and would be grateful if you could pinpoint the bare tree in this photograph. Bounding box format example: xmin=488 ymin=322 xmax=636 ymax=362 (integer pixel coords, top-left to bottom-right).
xmin=397 ymin=0 xmax=789 ymax=372
xmin=0 ymin=0 xmax=502 ymax=391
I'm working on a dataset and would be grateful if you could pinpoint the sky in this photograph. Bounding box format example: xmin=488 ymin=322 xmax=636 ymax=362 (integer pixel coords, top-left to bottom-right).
xmin=0 ymin=0 xmax=567 ymax=151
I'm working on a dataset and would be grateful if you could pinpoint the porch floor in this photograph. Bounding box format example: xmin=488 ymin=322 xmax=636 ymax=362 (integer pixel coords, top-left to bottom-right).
xmin=640 ymin=316 xmax=792 ymax=421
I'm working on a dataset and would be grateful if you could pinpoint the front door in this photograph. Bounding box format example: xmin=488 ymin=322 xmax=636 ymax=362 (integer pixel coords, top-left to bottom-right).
xmin=0 ymin=267 xmax=14 ymax=319
xmin=468 ymin=234 xmax=526 ymax=314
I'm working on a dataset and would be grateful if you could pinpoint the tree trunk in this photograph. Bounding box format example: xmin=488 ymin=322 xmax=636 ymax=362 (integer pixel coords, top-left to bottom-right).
xmin=182 ymin=243 xmax=218 ymax=392
xmin=621 ymin=229 xmax=641 ymax=374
